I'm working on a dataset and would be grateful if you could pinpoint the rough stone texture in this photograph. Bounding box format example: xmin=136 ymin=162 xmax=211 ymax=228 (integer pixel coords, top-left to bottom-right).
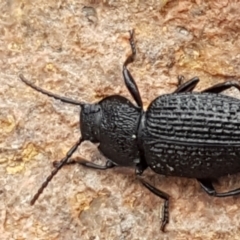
xmin=1 ymin=0 xmax=240 ymax=239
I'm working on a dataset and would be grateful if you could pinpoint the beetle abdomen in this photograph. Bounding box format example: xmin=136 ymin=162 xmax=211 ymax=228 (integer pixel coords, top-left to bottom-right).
xmin=143 ymin=93 xmax=240 ymax=178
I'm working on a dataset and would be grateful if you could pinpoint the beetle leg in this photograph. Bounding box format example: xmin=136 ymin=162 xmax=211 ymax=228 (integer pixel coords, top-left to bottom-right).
xmin=177 ymin=75 xmax=185 ymax=86
xmin=135 ymin=158 xmax=170 ymax=231
xmin=53 ymin=157 xmax=115 ymax=170
xmin=122 ymin=30 xmax=143 ymax=108
xmin=137 ymin=177 xmax=169 ymax=231
xmin=201 ymin=80 xmax=240 ymax=93
xmin=173 ymin=75 xmax=200 ymax=93
xmin=197 ymin=178 xmax=240 ymax=197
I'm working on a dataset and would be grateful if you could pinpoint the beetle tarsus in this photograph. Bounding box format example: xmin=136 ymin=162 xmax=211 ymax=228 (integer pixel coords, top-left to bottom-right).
xmin=160 ymin=199 xmax=169 ymax=232
xmin=122 ymin=29 xmax=143 ymax=108
xmin=198 ymin=179 xmax=240 ymax=197
xmin=177 ymin=75 xmax=185 ymax=86
xmin=124 ymin=29 xmax=136 ymax=67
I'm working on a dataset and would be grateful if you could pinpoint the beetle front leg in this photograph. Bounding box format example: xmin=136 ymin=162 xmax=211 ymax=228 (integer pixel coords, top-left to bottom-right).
xmin=53 ymin=157 xmax=116 ymax=170
xmin=122 ymin=30 xmax=143 ymax=108
xmin=201 ymin=80 xmax=240 ymax=93
xmin=198 ymin=179 xmax=240 ymax=197
xmin=173 ymin=75 xmax=200 ymax=93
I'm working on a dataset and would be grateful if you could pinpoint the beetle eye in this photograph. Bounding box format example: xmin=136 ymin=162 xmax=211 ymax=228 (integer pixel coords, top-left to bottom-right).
xmin=83 ymin=104 xmax=101 ymax=114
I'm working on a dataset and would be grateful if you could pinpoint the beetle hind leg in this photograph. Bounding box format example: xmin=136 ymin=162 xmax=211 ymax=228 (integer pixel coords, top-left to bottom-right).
xmin=198 ymin=179 xmax=240 ymax=197
xmin=201 ymin=80 xmax=240 ymax=93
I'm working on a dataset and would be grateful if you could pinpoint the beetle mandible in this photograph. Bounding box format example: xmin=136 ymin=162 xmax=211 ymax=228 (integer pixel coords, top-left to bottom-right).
xmin=19 ymin=30 xmax=240 ymax=231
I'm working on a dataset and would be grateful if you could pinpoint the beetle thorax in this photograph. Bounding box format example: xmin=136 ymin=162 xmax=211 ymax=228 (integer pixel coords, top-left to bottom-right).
xmin=80 ymin=104 xmax=102 ymax=142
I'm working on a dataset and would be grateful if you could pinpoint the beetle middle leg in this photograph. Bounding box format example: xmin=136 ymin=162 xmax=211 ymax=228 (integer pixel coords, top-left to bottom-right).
xmin=135 ymin=161 xmax=169 ymax=231
xmin=173 ymin=75 xmax=200 ymax=93
xmin=138 ymin=178 xmax=169 ymax=231
xmin=197 ymin=178 xmax=240 ymax=197
xmin=53 ymin=157 xmax=115 ymax=170
xmin=201 ymin=80 xmax=240 ymax=93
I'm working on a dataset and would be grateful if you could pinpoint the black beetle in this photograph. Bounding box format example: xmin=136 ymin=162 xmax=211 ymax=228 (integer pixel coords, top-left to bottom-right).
xmin=19 ymin=30 xmax=240 ymax=231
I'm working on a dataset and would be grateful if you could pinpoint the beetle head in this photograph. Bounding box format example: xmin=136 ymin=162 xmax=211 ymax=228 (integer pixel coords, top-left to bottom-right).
xmin=80 ymin=104 xmax=102 ymax=142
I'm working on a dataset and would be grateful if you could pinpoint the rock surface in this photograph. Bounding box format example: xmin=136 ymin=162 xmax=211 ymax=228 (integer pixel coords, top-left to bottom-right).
xmin=1 ymin=0 xmax=240 ymax=239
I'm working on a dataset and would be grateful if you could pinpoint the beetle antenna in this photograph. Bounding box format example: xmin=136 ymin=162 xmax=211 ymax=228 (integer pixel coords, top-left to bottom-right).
xmin=19 ymin=74 xmax=85 ymax=106
xmin=30 ymin=138 xmax=83 ymax=205
xmin=123 ymin=29 xmax=136 ymax=67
